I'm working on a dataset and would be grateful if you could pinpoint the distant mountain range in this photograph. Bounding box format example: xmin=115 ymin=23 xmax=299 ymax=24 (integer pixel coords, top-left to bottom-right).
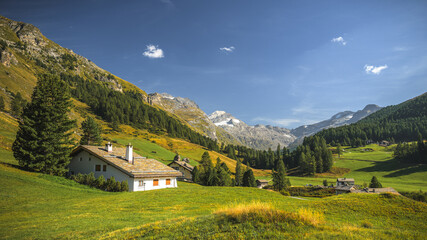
xmin=148 ymin=92 xmax=382 ymax=150
xmin=291 ymin=104 xmax=382 ymax=138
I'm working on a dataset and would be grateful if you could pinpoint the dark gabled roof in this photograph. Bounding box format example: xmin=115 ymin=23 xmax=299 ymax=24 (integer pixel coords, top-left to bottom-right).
xmin=168 ymin=161 xmax=194 ymax=172
xmin=71 ymin=145 xmax=182 ymax=178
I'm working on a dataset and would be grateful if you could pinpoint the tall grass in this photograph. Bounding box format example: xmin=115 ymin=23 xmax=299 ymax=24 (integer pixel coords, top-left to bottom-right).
xmin=214 ymin=201 xmax=324 ymax=226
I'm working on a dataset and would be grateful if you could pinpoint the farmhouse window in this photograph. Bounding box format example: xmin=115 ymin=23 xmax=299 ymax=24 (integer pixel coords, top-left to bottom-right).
xmin=103 ymin=165 xmax=107 ymax=172
xmin=95 ymin=165 xmax=101 ymax=171
xmin=166 ymin=179 xmax=171 ymax=185
xmin=79 ymin=157 xmax=82 ymax=161
xmin=89 ymin=157 xmax=91 ymax=161
xmin=139 ymin=180 xmax=144 ymax=186
xmin=153 ymin=179 xmax=159 ymax=186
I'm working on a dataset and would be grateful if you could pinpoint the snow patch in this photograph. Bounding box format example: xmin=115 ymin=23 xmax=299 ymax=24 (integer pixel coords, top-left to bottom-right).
xmin=209 ymin=110 xmax=227 ymax=119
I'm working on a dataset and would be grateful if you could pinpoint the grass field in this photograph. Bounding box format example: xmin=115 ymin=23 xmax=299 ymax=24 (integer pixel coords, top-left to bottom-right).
xmin=333 ymin=144 xmax=427 ymax=192
xmin=0 ymin=150 xmax=426 ymax=239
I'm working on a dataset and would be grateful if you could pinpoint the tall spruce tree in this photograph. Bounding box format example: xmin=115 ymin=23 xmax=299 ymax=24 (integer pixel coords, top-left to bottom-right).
xmin=80 ymin=116 xmax=102 ymax=145
xmin=242 ymin=169 xmax=256 ymax=187
xmin=235 ymin=159 xmax=243 ymax=186
xmin=273 ymin=160 xmax=290 ymax=191
xmin=12 ymin=74 xmax=76 ymax=175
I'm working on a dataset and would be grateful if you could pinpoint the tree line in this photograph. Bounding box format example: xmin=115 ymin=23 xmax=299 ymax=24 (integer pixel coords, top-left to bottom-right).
xmin=61 ymin=73 xmax=219 ymax=151
xmin=219 ymin=136 xmax=333 ymax=176
xmin=315 ymin=93 xmax=427 ymax=146
xmin=393 ymin=134 xmax=427 ymax=164
xmin=192 ymin=151 xmax=291 ymax=191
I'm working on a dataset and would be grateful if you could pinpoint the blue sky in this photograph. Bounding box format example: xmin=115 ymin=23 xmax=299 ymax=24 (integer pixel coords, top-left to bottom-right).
xmin=1 ymin=0 xmax=427 ymax=128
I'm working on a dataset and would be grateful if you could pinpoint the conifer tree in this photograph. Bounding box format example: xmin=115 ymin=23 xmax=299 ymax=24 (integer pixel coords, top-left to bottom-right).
xmin=369 ymin=176 xmax=383 ymax=188
xmin=0 ymin=95 xmax=4 ymax=111
xmin=242 ymin=169 xmax=256 ymax=187
xmin=80 ymin=116 xmax=102 ymax=145
xmin=235 ymin=159 xmax=243 ymax=186
xmin=336 ymin=143 xmax=342 ymax=158
xmin=273 ymin=160 xmax=290 ymax=191
xmin=11 ymin=92 xmax=26 ymax=117
xmin=12 ymin=74 xmax=76 ymax=175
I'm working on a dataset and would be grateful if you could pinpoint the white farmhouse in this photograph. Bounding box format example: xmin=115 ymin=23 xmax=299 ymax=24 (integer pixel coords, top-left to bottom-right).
xmin=69 ymin=143 xmax=182 ymax=191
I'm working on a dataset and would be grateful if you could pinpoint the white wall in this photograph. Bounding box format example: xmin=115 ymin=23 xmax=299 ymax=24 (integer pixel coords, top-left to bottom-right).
xmin=69 ymin=151 xmax=178 ymax=192
xmin=133 ymin=177 xmax=177 ymax=191
xmin=69 ymin=151 xmax=134 ymax=191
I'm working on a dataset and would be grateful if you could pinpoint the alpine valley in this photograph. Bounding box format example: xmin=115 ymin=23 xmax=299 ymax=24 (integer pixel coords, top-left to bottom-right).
xmin=1 ymin=8 xmax=427 ymax=240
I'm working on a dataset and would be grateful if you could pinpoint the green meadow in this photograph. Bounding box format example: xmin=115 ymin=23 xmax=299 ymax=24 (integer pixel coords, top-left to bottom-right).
xmin=0 ymin=150 xmax=426 ymax=239
xmin=333 ymin=144 xmax=427 ymax=192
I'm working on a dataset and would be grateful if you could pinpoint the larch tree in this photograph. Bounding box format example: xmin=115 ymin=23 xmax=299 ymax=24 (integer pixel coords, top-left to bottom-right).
xmin=80 ymin=116 xmax=102 ymax=145
xmin=12 ymin=74 xmax=76 ymax=175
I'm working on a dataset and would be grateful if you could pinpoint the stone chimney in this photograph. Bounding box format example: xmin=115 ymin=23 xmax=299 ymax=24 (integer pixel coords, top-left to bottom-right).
xmin=125 ymin=143 xmax=133 ymax=163
xmin=106 ymin=142 xmax=113 ymax=152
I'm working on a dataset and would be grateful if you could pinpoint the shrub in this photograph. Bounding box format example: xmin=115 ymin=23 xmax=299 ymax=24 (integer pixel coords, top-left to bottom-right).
xmin=75 ymin=173 xmax=84 ymax=183
xmin=280 ymin=190 xmax=290 ymax=196
xmin=120 ymin=181 xmax=129 ymax=192
xmin=114 ymin=181 xmax=122 ymax=192
xmin=85 ymin=172 xmax=96 ymax=187
xmin=400 ymin=190 xmax=426 ymax=203
xmin=68 ymin=173 xmax=127 ymax=192
xmin=96 ymin=175 xmax=106 ymax=190
xmin=106 ymin=177 xmax=116 ymax=192
xmin=323 ymin=179 xmax=328 ymax=187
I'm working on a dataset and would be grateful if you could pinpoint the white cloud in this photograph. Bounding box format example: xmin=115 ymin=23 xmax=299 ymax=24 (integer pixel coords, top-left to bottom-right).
xmin=143 ymin=45 xmax=164 ymax=59
xmin=219 ymin=46 xmax=235 ymax=53
xmin=364 ymin=64 xmax=388 ymax=75
xmin=331 ymin=36 xmax=347 ymax=46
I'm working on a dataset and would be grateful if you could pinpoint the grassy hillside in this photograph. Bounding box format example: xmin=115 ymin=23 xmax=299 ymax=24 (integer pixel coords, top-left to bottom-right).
xmin=333 ymin=144 xmax=427 ymax=192
xmin=257 ymin=144 xmax=427 ymax=192
xmin=0 ymin=151 xmax=426 ymax=239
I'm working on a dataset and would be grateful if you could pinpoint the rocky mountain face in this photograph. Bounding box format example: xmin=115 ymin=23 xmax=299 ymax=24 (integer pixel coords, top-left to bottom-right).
xmin=291 ymin=104 xmax=382 ymax=138
xmin=209 ymin=111 xmax=297 ymax=150
xmin=148 ymin=91 xmax=382 ymax=150
xmin=0 ymin=15 xmax=145 ymax=103
xmin=148 ymin=93 xmax=240 ymax=145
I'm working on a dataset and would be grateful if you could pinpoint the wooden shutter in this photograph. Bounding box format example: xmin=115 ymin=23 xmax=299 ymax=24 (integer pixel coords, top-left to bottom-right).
xmin=166 ymin=179 xmax=171 ymax=185
xmin=153 ymin=179 xmax=159 ymax=186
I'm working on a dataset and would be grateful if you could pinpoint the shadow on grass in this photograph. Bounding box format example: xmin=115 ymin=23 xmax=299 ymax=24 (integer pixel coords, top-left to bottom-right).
xmin=355 ymin=158 xmax=427 ymax=178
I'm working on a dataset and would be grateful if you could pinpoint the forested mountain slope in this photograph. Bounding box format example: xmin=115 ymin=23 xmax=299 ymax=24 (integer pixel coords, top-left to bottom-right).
xmin=0 ymin=15 xmax=220 ymax=150
xmin=315 ymin=92 xmax=427 ymax=145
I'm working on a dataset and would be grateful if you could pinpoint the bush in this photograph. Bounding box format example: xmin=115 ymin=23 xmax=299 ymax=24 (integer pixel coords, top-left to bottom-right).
xmin=120 ymin=181 xmax=129 ymax=192
xmin=96 ymin=175 xmax=106 ymax=190
xmin=400 ymin=190 xmax=426 ymax=202
xmin=69 ymin=173 xmax=127 ymax=192
xmin=280 ymin=190 xmax=290 ymax=196
xmin=287 ymin=187 xmax=335 ymax=198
